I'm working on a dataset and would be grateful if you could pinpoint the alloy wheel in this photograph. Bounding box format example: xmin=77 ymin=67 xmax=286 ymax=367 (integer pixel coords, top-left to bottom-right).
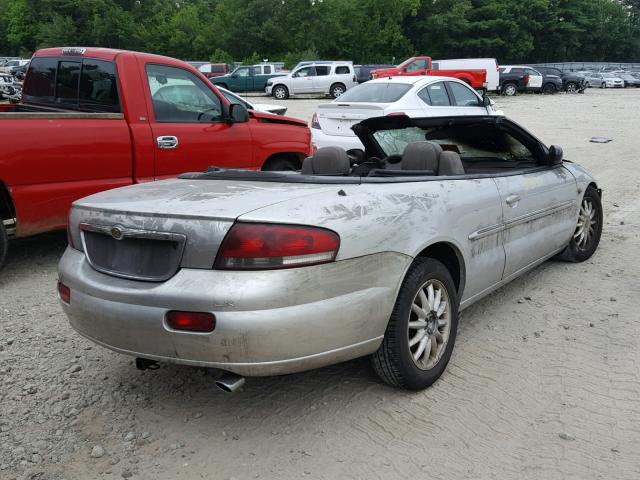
xmin=407 ymin=279 xmax=451 ymax=370
xmin=574 ymin=197 xmax=597 ymax=251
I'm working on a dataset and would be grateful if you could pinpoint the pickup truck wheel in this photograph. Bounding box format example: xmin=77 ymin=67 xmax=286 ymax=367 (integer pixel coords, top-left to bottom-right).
xmin=556 ymin=185 xmax=602 ymax=263
xmin=502 ymin=83 xmax=517 ymax=96
xmin=262 ymin=156 xmax=298 ymax=171
xmin=566 ymin=82 xmax=578 ymax=93
xmin=371 ymin=257 xmax=458 ymax=390
xmin=273 ymin=85 xmax=289 ymax=100
xmin=0 ymin=220 xmax=8 ymax=271
xmin=330 ymin=83 xmax=346 ymax=99
xmin=543 ymin=83 xmax=557 ymax=94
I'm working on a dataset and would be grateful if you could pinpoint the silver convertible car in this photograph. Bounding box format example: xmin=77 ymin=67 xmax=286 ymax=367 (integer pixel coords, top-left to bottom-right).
xmin=58 ymin=114 xmax=602 ymax=391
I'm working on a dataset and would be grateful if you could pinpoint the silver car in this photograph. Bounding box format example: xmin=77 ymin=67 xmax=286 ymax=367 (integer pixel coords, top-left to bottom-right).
xmin=58 ymin=114 xmax=603 ymax=391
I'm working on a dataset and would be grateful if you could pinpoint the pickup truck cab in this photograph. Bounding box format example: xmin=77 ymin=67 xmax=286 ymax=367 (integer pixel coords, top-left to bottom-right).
xmin=370 ymin=56 xmax=487 ymax=91
xmin=0 ymin=47 xmax=312 ymax=269
xmin=209 ymin=63 xmax=285 ymax=92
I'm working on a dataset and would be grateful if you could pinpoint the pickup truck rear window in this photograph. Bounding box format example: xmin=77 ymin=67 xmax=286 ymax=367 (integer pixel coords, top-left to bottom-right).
xmin=23 ymin=57 xmax=121 ymax=112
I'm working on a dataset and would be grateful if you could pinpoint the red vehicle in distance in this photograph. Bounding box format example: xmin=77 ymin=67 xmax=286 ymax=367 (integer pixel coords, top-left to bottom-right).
xmin=0 ymin=47 xmax=312 ymax=269
xmin=370 ymin=56 xmax=487 ymax=91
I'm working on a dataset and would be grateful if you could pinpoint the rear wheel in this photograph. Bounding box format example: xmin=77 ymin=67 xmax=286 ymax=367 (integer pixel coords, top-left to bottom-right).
xmin=372 ymin=258 xmax=459 ymax=390
xmin=601 ymin=82 xmax=606 ymax=88
xmin=543 ymin=83 xmax=557 ymax=94
xmin=0 ymin=221 xmax=8 ymax=271
xmin=273 ymin=85 xmax=289 ymax=100
xmin=502 ymin=83 xmax=517 ymax=96
xmin=262 ymin=155 xmax=299 ymax=171
xmin=330 ymin=83 xmax=346 ymax=99
xmin=556 ymin=186 xmax=602 ymax=262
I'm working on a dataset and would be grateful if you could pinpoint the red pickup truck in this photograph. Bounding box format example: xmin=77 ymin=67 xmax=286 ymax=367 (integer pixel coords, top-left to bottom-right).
xmin=0 ymin=47 xmax=312 ymax=269
xmin=370 ymin=56 xmax=487 ymax=90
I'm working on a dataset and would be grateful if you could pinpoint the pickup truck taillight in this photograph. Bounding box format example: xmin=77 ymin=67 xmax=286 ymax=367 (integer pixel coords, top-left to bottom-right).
xmin=524 ymin=74 xmax=530 ymax=85
xmin=215 ymin=223 xmax=340 ymax=270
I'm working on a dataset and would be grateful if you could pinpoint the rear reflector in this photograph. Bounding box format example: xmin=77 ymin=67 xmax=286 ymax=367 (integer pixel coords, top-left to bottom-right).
xmin=166 ymin=311 xmax=216 ymax=333
xmin=58 ymin=282 xmax=71 ymax=304
xmin=215 ymin=222 xmax=339 ymax=270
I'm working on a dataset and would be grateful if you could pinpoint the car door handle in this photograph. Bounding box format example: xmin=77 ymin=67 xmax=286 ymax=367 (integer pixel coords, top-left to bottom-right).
xmin=157 ymin=136 xmax=179 ymax=149
xmin=505 ymin=194 xmax=521 ymax=206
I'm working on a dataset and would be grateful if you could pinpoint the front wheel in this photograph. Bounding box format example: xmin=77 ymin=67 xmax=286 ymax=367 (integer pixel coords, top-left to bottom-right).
xmin=272 ymin=85 xmax=289 ymax=100
xmin=566 ymin=82 xmax=578 ymax=93
xmin=371 ymin=258 xmax=459 ymax=390
xmin=601 ymin=82 xmax=606 ymax=88
xmin=329 ymin=83 xmax=346 ymax=99
xmin=502 ymin=83 xmax=517 ymax=96
xmin=0 ymin=220 xmax=8 ymax=271
xmin=556 ymin=185 xmax=603 ymax=262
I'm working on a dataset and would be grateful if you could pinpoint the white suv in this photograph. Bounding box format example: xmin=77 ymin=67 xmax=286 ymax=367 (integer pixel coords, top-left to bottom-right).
xmin=266 ymin=63 xmax=357 ymax=99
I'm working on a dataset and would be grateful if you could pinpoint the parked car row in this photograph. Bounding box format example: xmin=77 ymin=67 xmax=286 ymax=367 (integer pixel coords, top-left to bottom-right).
xmin=498 ymin=65 xmax=586 ymax=95
xmin=579 ymin=70 xmax=640 ymax=88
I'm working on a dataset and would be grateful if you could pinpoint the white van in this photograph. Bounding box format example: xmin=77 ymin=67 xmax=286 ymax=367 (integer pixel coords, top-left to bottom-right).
xmin=432 ymin=58 xmax=500 ymax=92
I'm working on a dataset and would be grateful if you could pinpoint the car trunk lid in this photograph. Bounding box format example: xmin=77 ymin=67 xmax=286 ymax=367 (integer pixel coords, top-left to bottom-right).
xmin=70 ymin=178 xmax=335 ymax=279
xmin=317 ymin=102 xmax=387 ymax=136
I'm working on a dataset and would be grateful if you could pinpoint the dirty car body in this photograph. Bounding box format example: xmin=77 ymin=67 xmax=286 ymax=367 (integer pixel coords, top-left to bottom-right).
xmin=58 ymin=115 xmax=601 ymax=387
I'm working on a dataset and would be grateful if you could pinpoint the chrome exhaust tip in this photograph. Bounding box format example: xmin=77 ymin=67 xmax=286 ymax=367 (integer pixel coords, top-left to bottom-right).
xmin=215 ymin=372 xmax=246 ymax=393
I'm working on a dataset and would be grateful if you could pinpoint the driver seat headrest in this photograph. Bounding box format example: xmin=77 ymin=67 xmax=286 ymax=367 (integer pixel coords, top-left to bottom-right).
xmin=401 ymin=142 xmax=443 ymax=171
xmin=301 ymin=146 xmax=351 ymax=175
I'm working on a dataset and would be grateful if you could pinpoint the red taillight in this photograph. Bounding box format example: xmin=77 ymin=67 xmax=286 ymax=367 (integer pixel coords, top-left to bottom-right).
xmin=524 ymin=74 xmax=529 ymax=84
xmin=215 ymin=223 xmax=340 ymax=270
xmin=310 ymin=112 xmax=321 ymax=129
xmin=166 ymin=311 xmax=216 ymax=333
xmin=58 ymin=282 xmax=71 ymax=304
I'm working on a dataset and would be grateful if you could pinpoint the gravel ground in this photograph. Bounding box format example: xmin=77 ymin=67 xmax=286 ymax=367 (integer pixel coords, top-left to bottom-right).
xmin=1 ymin=88 xmax=639 ymax=480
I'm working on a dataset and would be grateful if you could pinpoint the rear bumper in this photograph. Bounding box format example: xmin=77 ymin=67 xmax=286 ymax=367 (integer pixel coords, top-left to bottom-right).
xmin=311 ymin=128 xmax=364 ymax=151
xmin=58 ymin=247 xmax=410 ymax=376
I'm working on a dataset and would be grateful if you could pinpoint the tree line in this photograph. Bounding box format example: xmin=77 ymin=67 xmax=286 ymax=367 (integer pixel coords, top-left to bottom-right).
xmin=1 ymin=0 xmax=639 ymax=67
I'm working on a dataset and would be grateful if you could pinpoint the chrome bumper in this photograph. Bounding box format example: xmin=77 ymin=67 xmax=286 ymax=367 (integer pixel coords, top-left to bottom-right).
xmin=58 ymin=247 xmax=410 ymax=376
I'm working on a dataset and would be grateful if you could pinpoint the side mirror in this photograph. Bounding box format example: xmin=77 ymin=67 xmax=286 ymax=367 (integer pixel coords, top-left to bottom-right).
xmin=229 ymin=103 xmax=249 ymax=123
xmin=231 ymin=74 xmax=238 ymax=78
xmin=482 ymin=95 xmax=492 ymax=107
xmin=548 ymin=145 xmax=563 ymax=165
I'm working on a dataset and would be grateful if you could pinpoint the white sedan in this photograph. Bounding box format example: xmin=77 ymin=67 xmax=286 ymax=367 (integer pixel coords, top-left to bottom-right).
xmin=311 ymin=76 xmax=503 ymax=151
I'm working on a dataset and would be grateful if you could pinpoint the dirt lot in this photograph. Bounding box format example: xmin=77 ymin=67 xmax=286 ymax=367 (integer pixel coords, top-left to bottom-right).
xmin=1 ymin=89 xmax=639 ymax=480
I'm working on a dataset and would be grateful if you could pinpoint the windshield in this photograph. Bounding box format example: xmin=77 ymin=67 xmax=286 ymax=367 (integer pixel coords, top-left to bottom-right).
xmin=373 ymin=125 xmax=536 ymax=164
xmin=336 ymin=83 xmax=412 ymax=103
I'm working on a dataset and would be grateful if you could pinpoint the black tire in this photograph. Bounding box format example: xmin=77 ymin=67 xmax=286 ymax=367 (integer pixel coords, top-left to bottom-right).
xmin=329 ymin=83 xmax=346 ymax=99
xmin=556 ymin=185 xmax=603 ymax=263
xmin=502 ymin=83 xmax=517 ymax=96
xmin=0 ymin=220 xmax=8 ymax=271
xmin=262 ymin=156 xmax=298 ymax=171
xmin=371 ymin=258 xmax=459 ymax=390
xmin=566 ymin=82 xmax=578 ymax=93
xmin=272 ymin=85 xmax=289 ymax=100
xmin=543 ymin=83 xmax=557 ymax=94
xmin=601 ymin=82 xmax=606 ymax=88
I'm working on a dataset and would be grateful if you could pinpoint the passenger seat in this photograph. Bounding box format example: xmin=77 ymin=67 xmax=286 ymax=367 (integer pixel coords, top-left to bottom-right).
xmin=400 ymin=141 xmax=465 ymax=176
xmin=301 ymin=146 xmax=351 ymax=175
